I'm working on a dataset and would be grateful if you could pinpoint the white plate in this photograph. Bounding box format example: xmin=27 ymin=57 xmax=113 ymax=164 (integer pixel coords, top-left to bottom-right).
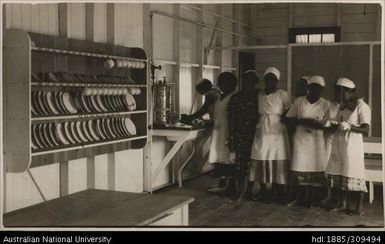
xmin=76 ymin=121 xmax=88 ymax=142
xmin=102 ymin=119 xmax=113 ymax=138
xmin=62 ymin=92 xmax=77 ymax=114
xmin=38 ymin=123 xmax=51 ymax=148
xmin=123 ymin=93 xmax=136 ymax=111
xmin=114 ymin=118 xmax=126 ymax=137
xmin=31 ymin=93 xmax=39 ymax=116
xmin=96 ymin=96 xmax=108 ymax=112
xmin=69 ymin=121 xmax=82 ymax=143
xmin=123 ymin=118 xmax=137 ymax=136
xmin=37 ymin=91 xmax=50 ymax=115
xmin=47 ymin=123 xmax=61 ymax=147
xmin=81 ymin=121 xmax=93 ymax=142
xmin=64 ymin=122 xmax=77 ymax=144
xmin=96 ymin=120 xmax=107 ymax=140
xmin=57 ymin=92 xmax=70 ymax=114
xmin=42 ymin=123 xmax=55 ymax=147
xmin=87 ymin=120 xmax=99 ymax=141
xmin=46 ymin=92 xmax=60 ymax=115
xmin=90 ymin=95 xmax=102 ymax=113
xmin=80 ymin=93 xmax=92 ymax=113
xmin=56 ymin=123 xmax=70 ymax=145
xmin=107 ymin=118 xmax=119 ymax=138
xmin=32 ymin=124 xmax=44 ymax=149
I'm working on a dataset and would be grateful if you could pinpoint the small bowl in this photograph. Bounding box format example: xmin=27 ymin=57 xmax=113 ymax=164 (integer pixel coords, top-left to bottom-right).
xmin=104 ymin=59 xmax=115 ymax=69
xmin=83 ymin=88 xmax=92 ymax=96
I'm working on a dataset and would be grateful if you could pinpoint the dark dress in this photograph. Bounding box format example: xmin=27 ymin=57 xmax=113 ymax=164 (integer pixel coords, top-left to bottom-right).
xmin=228 ymin=89 xmax=260 ymax=175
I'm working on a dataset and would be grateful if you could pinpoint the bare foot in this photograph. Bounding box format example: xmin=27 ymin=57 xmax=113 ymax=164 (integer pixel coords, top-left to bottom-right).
xmin=286 ymin=199 xmax=298 ymax=207
xmin=329 ymin=205 xmax=348 ymax=212
xmin=349 ymin=208 xmax=364 ymax=216
xmin=310 ymin=204 xmax=320 ymax=209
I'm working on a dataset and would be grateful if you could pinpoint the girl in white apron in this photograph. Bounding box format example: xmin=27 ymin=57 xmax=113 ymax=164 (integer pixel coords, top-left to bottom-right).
xmin=321 ymin=81 xmax=343 ymax=207
xmin=284 ymin=75 xmax=332 ymax=208
xmin=207 ymin=72 xmax=238 ymax=194
xmin=248 ymin=67 xmax=291 ymax=203
xmin=327 ymin=78 xmax=371 ymax=216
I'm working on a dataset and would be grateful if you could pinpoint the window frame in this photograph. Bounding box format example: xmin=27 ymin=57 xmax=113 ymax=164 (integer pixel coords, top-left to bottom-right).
xmin=288 ymin=26 xmax=341 ymax=44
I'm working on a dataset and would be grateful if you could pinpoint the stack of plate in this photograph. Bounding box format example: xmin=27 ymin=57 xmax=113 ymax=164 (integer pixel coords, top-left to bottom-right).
xmin=31 ymin=91 xmax=77 ymax=116
xmin=42 ymin=72 xmax=139 ymax=85
xmin=31 ymin=118 xmax=137 ymax=150
xmin=74 ymin=91 xmax=136 ymax=113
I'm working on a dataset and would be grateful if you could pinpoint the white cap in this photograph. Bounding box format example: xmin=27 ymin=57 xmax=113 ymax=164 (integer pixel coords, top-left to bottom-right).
xmin=308 ymin=75 xmax=325 ymax=87
xmin=301 ymin=75 xmax=311 ymax=84
xmin=264 ymin=67 xmax=280 ymax=81
xmin=336 ymin=77 xmax=355 ymax=89
xmin=244 ymin=70 xmax=257 ymax=74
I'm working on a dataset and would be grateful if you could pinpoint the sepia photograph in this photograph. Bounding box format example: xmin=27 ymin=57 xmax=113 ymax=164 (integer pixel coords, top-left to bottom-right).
xmin=0 ymin=0 xmax=384 ymax=231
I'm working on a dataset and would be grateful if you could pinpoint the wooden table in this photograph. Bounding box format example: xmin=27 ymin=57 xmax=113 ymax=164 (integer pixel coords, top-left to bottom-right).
xmin=3 ymin=189 xmax=194 ymax=227
xmin=149 ymin=128 xmax=211 ymax=192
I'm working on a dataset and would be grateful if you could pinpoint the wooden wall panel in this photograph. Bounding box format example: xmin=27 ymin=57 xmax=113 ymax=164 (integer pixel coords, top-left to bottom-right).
xmin=29 ymin=164 xmax=60 ymax=201
xmin=68 ymin=3 xmax=86 ymax=40
xmin=5 ymin=3 xmax=58 ymax=35
xmin=115 ymin=150 xmax=143 ymax=193
xmin=5 ymin=172 xmax=42 ymax=212
xmin=94 ymin=154 xmax=108 ymax=190
xmin=372 ymin=45 xmax=381 ymax=137
xmin=251 ymin=3 xmax=381 ymax=44
xmin=30 ymin=5 xmax=40 ymax=33
xmin=223 ymin=4 xmax=233 ymax=18
xmin=151 ymin=4 xmax=174 ymax=61
xmin=151 ymin=138 xmax=170 ymax=188
xmin=240 ymin=4 xmax=251 ymax=25
xmin=4 ymin=3 xmax=59 ymax=213
xmin=291 ymin=45 xmax=370 ymax=102
xmin=180 ymin=8 xmax=197 ymax=63
xmin=115 ymin=3 xmax=143 ymax=48
xmin=94 ymin=3 xmax=107 ymax=43
xmin=68 ymin=159 xmax=88 ymax=194
xmin=205 ymin=4 xmax=220 ymax=13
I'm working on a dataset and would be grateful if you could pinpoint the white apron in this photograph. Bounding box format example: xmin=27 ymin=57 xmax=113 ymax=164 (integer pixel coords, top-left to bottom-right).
xmin=325 ymin=102 xmax=341 ymax=176
xmin=208 ymin=93 xmax=234 ymax=164
xmin=287 ymin=97 xmax=331 ymax=172
xmin=251 ymin=89 xmax=290 ymax=161
xmin=333 ymin=99 xmax=371 ymax=179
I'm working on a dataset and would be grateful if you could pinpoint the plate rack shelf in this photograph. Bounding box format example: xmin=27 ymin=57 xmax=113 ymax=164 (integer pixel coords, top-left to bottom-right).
xmin=4 ymin=29 xmax=149 ymax=173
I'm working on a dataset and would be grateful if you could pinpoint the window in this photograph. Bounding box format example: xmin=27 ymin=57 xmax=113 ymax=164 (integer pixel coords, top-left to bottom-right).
xmin=289 ymin=27 xmax=341 ymax=44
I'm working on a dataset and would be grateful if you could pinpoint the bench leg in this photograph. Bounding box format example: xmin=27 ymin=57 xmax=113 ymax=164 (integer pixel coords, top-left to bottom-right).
xmin=369 ymin=181 xmax=374 ymax=204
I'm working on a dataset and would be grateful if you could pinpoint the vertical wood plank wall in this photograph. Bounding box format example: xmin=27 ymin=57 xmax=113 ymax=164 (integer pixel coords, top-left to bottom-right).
xmin=250 ymin=3 xmax=381 ymax=91
xmin=3 ymin=3 xmax=251 ymax=211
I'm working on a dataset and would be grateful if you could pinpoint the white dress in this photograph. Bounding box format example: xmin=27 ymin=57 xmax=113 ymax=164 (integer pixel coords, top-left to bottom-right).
xmin=325 ymin=101 xmax=341 ymax=177
xmin=333 ymin=99 xmax=371 ymax=192
xmin=208 ymin=93 xmax=234 ymax=164
xmin=250 ymin=89 xmax=291 ymax=161
xmin=286 ymin=96 xmax=332 ymax=172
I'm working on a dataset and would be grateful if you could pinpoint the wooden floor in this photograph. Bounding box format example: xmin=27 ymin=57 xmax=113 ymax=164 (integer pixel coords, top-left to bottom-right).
xmin=157 ymin=173 xmax=384 ymax=227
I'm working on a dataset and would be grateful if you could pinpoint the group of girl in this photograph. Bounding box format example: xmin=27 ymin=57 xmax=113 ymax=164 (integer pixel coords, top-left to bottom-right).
xmin=185 ymin=68 xmax=371 ymax=217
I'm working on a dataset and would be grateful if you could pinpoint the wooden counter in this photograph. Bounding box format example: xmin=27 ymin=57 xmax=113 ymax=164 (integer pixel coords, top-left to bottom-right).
xmin=3 ymin=189 xmax=194 ymax=227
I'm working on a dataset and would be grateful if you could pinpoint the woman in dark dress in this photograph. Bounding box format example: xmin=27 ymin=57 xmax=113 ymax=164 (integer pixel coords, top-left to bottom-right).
xmin=228 ymin=70 xmax=260 ymax=203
